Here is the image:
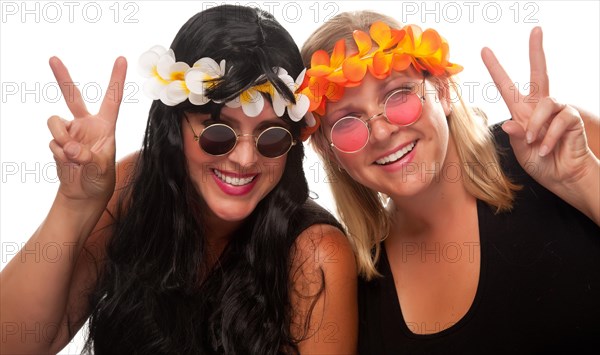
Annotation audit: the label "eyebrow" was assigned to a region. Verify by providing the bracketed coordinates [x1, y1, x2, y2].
[326, 104, 361, 124]
[327, 76, 419, 121]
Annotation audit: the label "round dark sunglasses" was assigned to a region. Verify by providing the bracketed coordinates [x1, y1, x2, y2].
[185, 116, 296, 159]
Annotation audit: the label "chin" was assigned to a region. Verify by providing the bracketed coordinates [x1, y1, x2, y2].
[210, 202, 257, 223]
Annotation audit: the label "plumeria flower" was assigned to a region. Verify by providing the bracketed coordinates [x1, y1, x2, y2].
[138, 45, 171, 100]
[226, 75, 273, 117]
[271, 68, 293, 116]
[185, 58, 226, 105]
[157, 52, 191, 106]
[272, 68, 310, 122]
[138, 45, 316, 136]
[138, 45, 192, 106]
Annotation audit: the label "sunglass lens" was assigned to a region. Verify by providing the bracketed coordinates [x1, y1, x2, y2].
[257, 128, 293, 158]
[200, 125, 237, 155]
[385, 91, 423, 126]
[331, 117, 369, 153]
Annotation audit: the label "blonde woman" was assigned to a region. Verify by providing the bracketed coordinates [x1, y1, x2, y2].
[299, 11, 600, 353]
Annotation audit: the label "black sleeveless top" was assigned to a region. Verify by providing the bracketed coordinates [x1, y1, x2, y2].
[292, 198, 343, 235]
[357, 124, 600, 354]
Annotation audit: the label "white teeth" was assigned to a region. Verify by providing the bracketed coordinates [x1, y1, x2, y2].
[213, 169, 256, 186]
[375, 141, 416, 165]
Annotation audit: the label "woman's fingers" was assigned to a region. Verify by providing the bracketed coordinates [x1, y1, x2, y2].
[47, 115, 94, 165]
[48, 139, 68, 163]
[47, 115, 71, 146]
[49, 57, 90, 118]
[99, 57, 128, 123]
[501, 120, 531, 157]
[49, 56, 127, 123]
[528, 27, 549, 99]
[481, 47, 523, 117]
[63, 141, 94, 165]
[502, 119, 526, 140]
[523, 97, 583, 157]
[482, 27, 549, 123]
[525, 97, 565, 144]
[537, 106, 583, 157]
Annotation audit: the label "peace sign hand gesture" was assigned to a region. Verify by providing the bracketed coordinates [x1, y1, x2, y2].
[482, 27, 599, 224]
[47, 57, 127, 204]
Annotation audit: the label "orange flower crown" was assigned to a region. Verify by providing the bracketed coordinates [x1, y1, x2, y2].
[298, 21, 463, 139]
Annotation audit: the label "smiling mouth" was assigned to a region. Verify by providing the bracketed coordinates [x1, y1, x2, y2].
[375, 141, 417, 165]
[213, 169, 257, 186]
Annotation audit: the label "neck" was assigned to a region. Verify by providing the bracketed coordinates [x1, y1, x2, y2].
[205, 214, 242, 256]
[388, 140, 474, 238]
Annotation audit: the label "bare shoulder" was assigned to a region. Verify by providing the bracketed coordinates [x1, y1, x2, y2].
[291, 224, 359, 354]
[292, 223, 356, 273]
[290, 223, 357, 303]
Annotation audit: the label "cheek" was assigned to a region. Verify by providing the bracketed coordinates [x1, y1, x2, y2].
[182, 125, 211, 164]
[264, 157, 287, 186]
[422, 97, 450, 141]
[432, 116, 450, 143]
[183, 141, 195, 164]
[334, 153, 351, 169]
[181, 129, 209, 182]
[332, 151, 363, 179]
[181, 126, 195, 155]
[422, 115, 451, 168]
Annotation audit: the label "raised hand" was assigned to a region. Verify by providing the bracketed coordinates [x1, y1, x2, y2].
[481, 27, 599, 224]
[47, 56, 127, 203]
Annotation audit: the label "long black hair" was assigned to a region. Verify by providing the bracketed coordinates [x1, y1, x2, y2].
[83, 5, 324, 354]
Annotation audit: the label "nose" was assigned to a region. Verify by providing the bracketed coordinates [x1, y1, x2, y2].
[368, 110, 398, 144]
[227, 135, 258, 168]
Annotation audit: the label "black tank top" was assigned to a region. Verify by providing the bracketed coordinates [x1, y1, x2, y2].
[357, 123, 600, 354]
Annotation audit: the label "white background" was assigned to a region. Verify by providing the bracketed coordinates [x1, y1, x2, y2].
[1, 1, 598, 353]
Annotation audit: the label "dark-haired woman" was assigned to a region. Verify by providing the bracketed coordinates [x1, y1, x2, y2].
[0, 5, 357, 354]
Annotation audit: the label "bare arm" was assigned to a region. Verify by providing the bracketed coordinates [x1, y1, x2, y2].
[290, 224, 358, 355]
[1, 154, 138, 354]
[482, 28, 600, 225]
[0, 57, 127, 354]
[47, 154, 137, 353]
[1, 194, 108, 353]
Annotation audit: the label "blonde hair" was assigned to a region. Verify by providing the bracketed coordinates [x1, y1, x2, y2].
[302, 11, 519, 280]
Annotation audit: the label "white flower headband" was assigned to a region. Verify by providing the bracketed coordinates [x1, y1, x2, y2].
[138, 45, 315, 126]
